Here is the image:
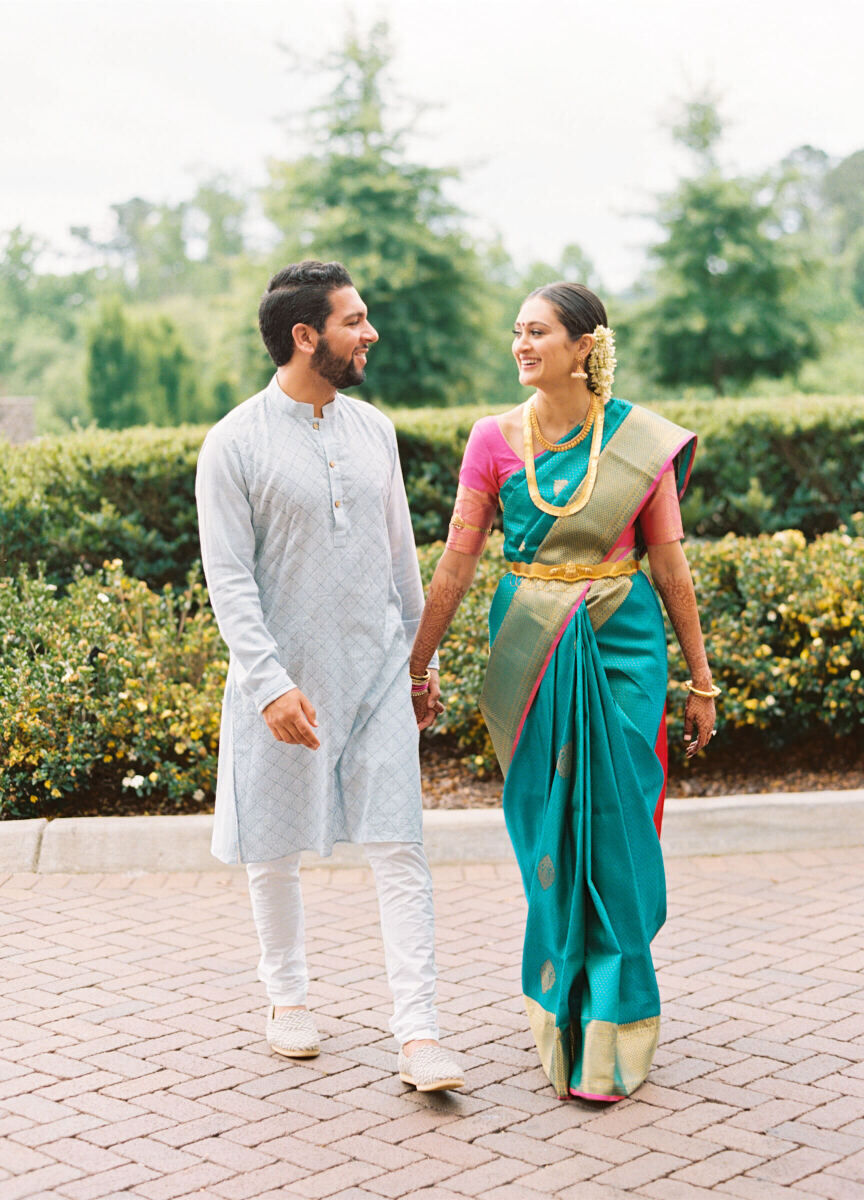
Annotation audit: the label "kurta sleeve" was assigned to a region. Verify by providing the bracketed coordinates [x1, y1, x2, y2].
[384, 432, 439, 671]
[196, 432, 296, 712]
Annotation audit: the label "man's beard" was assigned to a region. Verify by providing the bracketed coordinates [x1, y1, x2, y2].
[310, 336, 365, 389]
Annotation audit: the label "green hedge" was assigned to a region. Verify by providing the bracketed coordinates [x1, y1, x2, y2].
[2, 522, 863, 817]
[0, 426, 203, 589]
[418, 521, 864, 775]
[1, 395, 862, 588]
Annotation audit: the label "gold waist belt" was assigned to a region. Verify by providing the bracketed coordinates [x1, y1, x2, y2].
[505, 558, 638, 583]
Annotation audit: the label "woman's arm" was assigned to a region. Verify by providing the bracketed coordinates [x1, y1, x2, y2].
[410, 547, 483, 730]
[646, 539, 716, 757]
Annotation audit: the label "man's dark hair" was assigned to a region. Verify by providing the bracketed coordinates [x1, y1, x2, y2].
[258, 261, 354, 366]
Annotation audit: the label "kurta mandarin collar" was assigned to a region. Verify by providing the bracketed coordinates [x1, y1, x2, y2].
[268, 374, 340, 421]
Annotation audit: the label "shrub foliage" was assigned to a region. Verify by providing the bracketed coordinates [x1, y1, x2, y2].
[2, 396, 863, 592]
[417, 522, 864, 776]
[0, 426, 203, 589]
[0, 562, 224, 819]
[2, 523, 863, 817]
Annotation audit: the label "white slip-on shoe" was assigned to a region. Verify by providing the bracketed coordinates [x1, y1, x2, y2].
[266, 1006, 320, 1058]
[398, 1044, 464, 1092]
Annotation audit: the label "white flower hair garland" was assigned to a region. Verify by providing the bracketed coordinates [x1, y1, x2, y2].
[588, 325, 616, 402]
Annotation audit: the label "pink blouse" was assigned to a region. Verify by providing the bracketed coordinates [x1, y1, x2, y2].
[446, 415, 684, 556]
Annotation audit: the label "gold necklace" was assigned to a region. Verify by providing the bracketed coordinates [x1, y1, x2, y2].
[529, 399, 595, 452]
[522, 395, 604, 517]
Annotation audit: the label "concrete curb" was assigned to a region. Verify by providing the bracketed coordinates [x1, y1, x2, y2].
[2, 789, 863, 874]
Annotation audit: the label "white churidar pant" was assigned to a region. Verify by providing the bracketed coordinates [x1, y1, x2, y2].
[246, 841, 439, 1045]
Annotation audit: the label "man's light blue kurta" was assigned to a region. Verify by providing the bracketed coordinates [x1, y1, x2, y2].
[196, 376, 428, 864]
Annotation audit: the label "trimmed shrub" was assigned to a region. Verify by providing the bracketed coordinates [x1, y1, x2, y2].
[1, 397, 863, 588]
[0, 426, 203, 589]
[3, 523, 862, 817]
[418, 520, 864, 775]
[0, 561, 223, 818]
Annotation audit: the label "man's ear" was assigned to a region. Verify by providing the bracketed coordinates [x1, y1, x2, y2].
[292, 323, 317, 356]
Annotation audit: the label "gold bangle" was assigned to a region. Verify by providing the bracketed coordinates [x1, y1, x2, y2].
[684, 680, 721, 699]
[409, 669, 430, 684]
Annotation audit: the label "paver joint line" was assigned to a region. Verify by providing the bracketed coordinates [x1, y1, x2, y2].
[1, 847, 862, 1199]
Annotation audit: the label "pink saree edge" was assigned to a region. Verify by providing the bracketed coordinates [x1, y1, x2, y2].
[510, 583, 591, 757]
[569, 1089, 624, 1103]
[675, 433, 698, 499]
[638, 434, 700, 518]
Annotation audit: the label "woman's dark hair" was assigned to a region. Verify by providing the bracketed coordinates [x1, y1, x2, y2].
[259, 261, 354, 366]
[528, 282, 608, 393]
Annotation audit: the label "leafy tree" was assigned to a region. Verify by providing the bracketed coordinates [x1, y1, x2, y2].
[517, 244, 601, 296]
[86, 298, 201, 428]
[262, 22, 490, 407]
[0, 227, 42, 320]
[768, 145, 832, 237]
[86, 299, 143, 428]
[73, 199, 192, 298]
[822, 149, 864, 252]
[848, 229, 864, 309]
[670, 90, 723, 165]
[641, 99, 818, 394]
[189, 177, 246, 261]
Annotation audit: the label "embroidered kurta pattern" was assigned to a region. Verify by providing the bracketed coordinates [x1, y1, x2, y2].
[196, 377, 427, 863]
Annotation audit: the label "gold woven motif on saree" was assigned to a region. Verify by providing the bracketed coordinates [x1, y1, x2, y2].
[480, 405, 694, 775]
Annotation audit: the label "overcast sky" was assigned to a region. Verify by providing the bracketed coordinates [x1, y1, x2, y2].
[2, 0, 862, 290]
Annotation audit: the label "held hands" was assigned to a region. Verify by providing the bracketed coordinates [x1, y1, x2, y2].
[412, 668, 445, 732]
[683, 693, 716, 758]
[263, 688, 320, 750]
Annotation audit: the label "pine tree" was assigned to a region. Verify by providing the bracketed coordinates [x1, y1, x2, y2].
[643, 98, 817, 394]
[262, 23, 488, 406]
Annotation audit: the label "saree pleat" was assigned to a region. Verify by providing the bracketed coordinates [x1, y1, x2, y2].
[480, 398, 696, 1100]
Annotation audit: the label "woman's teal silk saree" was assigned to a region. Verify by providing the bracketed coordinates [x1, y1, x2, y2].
[480, 398, 696, 1100]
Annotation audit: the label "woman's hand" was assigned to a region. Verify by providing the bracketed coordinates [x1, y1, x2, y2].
[412, 668, 445, 732]
[683, 693, 716, 758]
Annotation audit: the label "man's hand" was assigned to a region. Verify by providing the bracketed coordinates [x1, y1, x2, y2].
[263, 688, 320, 749]
[412, 668, 445, 732]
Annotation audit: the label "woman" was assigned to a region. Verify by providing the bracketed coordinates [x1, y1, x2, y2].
[409, 283, 717, 1102]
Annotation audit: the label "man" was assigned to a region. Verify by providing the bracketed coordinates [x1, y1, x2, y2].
[196, 261, 463, 1092]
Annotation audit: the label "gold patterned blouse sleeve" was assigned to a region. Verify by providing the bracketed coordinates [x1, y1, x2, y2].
[445, 484, 498, 556]
[638, 466, 684, 545]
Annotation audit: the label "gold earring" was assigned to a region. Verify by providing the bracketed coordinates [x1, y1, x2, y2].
[570, 362, 588, 380]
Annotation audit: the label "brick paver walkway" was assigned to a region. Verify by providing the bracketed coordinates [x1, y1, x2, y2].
[1, 849, 863, 1199]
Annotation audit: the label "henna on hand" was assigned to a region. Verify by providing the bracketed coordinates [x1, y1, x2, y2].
[409, 548, 479, 681]
[647, 541, 715, 757]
